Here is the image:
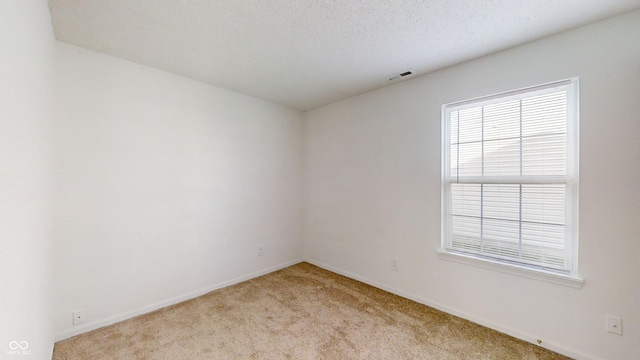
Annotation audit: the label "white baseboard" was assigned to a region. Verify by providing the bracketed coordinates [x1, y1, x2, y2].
[303, 258, 598, 360]
[54, 257, 600, 360]
[54, 258, 303, 342]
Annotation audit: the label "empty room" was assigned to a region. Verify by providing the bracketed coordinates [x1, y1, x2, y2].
[1, 0, 639, 359]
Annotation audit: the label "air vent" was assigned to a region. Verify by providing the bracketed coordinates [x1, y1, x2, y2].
[389, 70, 413, 81]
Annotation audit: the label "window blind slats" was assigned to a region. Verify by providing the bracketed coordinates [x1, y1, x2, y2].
[484, 139, 521, 176]
[451, 183, 567, 268]
[483, 184, 519, 221]
[522, 135, 566, 176]
[444, 80, 577, 272]
[484, 99, 520, 141]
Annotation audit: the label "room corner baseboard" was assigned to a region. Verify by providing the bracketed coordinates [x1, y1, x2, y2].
[303, 257, 598, 360]
[54, 258, 304, 342]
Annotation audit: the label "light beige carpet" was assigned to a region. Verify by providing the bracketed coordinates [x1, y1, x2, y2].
[53, 262, 570, 359]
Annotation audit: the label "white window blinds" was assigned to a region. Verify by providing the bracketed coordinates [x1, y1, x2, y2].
[442, 79, 579, 273]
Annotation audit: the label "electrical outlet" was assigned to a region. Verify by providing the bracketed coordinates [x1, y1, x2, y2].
[605, 315, 622, 335]
[391, 258, 399, 272]
[258, 246, 264, 257]
[73, 309, 85, 325]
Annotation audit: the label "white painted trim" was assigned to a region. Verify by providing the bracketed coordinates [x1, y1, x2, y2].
[437, 250, 584, 288]
[441, 78, 581, 276]
[54, 258, 304, 342]
[303, 257, 598, 360]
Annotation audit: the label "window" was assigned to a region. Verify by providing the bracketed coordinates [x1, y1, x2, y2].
[441, 79, 580, 281]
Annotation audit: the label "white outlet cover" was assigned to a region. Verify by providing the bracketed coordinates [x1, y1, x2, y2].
[606, 315, 622, 335]
[73, 309, 85, 325]
[391, 258, 399, 271]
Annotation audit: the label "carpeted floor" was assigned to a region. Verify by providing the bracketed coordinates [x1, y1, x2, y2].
[53, 262, 571, 359]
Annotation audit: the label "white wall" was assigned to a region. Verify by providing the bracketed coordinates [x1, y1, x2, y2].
[53, 43, 303, 339]
[303, 10, 640, 360]
[0, 1, 54, 359]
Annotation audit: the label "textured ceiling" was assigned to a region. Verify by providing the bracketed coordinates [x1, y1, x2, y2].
[49, 0, 640, 111]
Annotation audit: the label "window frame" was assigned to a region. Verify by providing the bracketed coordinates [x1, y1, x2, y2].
[440, 78, 582, 287]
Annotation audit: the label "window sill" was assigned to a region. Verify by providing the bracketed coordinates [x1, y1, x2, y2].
[437, 250, 584, 288]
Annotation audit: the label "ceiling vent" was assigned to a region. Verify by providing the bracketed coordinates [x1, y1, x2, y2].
[389, 70, 413, 81]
